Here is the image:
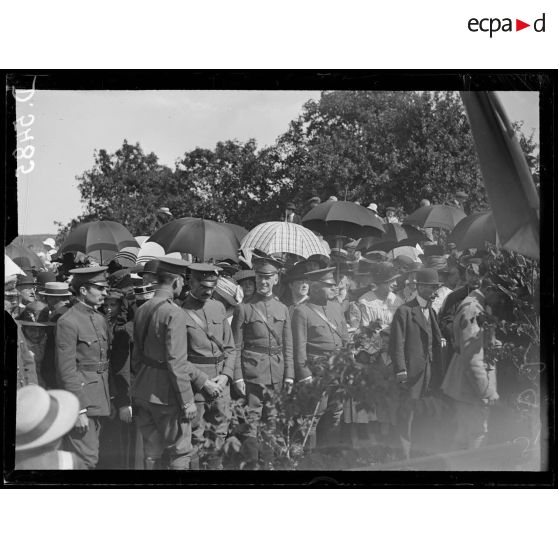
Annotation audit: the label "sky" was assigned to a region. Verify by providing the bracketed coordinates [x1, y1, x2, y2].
[14, 90, 539, 235]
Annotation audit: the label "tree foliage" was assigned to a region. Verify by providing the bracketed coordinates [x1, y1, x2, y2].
[60, 92, 539, 237]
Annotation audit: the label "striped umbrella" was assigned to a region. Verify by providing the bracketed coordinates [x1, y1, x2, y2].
[447, 211, 498, 250]
[113, 246, 140, 268]
[136, 242, 181, 265]
[240, 221, 329, 261]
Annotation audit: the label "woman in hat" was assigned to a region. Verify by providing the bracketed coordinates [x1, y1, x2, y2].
[280, 261, 310, 317]
[15, 384, 86, 469]
[233, 269, 256, 303]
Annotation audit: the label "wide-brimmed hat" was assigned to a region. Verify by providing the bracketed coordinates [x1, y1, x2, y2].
[367, 203, 378, 212]
[214, 276, 244, 306]
[16, 272, 36, 287]
[158, 207, 173, 217]
[43, 238, 56, 249]
[371, 263, 400, 284]
[283, 261, 311, 283]
[304, 266, 337, 286]
[16, 385, 80, 451]
[413, 268, 441, 286]
[17, 301, 52, 328]
[39, 281, 72, 297]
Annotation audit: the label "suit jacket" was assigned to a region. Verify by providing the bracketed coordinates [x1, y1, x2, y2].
[292, 300, 349, 381]
[231, 293, 294, 385]
[441, 291, 498, 404]
[55, 301, 111, 415]
[131, 289, 207, 407]
[389, 297, 442, 399]
[108, 319, 133, 408]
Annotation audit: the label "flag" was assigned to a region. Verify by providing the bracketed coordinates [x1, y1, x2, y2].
[460, 91, 539, 259]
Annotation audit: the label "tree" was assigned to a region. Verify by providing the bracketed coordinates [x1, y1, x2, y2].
[274, 91, 539, 216]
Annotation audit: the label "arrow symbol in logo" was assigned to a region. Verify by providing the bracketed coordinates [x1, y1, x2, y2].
[516, 19, 530, 31]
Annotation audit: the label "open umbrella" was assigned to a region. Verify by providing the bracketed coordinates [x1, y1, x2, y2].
[135, 241, 182, 265]
[403, 204, 466, 230]
[240, 221, 329, 261]
[221, 223, 249, 243]
[5, 240, 44, 270]
[302, 200, 385, 240]
[148, 218, 240, 262]
[5, 254, 27, 277]
[58, 220, 139, 265]
[447, 211, 498, 250]
[356, 224, 429, 253]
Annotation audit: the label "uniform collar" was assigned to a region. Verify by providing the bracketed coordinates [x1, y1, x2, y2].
[75, 299, 99, 314]
[154, 286, 175, 301]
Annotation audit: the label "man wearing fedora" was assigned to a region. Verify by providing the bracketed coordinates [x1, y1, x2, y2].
[54, 266, 111, 468]
[181, 263, 237, 469]
[292, 266, 349, 448]
[15, 385, 86, 470]
[281, 261, 311, 317]
[15, 271, 37, 317]
[389, 268, 444, 459]
[284, 201, 302, 224]
[131, 258, 221, 470]
[441, 277, 509, 450]
[231, 253, 294, 461]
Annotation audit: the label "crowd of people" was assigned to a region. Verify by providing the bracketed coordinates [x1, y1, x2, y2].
[8, 196, 514, 471]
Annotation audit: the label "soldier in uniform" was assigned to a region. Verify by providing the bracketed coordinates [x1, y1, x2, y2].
[291, 267, 349, 448]
[181, 264, 236, 468]
[54, 266, 111, 469]
[231, 253, 294, 460]
[131, 257, 221, 470]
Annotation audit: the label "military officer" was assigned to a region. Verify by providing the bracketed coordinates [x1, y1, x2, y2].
[181, 263, 236, 468]
[54, 266, 111, 469]
[130, 257, 221, 470]
[231, 253, 294, 459]
[291, 267, 349, 448]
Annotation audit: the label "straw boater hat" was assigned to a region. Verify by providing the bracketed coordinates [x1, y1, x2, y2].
[39, 281, 72, 297]
[16, 385, 80, 451]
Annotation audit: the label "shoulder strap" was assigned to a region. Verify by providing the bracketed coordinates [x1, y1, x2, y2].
[250, 304, 283, 345]
[183, 308, 225, 353]
[307, 305, 343, 340]
[140, 299, 169, 349]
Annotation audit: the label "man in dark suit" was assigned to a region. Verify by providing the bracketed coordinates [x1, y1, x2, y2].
[284, 202, 302, 224]
[389, 268, 443, 459]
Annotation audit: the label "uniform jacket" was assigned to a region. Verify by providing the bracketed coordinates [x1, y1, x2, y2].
[131, 288, 208, 407]
[292, 299, 349, 381]
[55, 301, 111, 415]
[181, 294, 236, 390]
[231, 293, 294, 385]
[389, 297, 442, 399]
[441, 290, 498, 404]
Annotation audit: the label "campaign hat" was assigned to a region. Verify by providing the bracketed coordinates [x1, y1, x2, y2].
[16, 385, 80, 451]
[69, 266, 109, 287]
[189, 263, 221, 287]
[304, 266, 337, 286]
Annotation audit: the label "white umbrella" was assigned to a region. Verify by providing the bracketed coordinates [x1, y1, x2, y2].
[5, 254, 26, 279]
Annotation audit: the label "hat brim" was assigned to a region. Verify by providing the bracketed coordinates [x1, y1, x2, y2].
[413, 280, 442, 286]
[16, 390, 80, 452]
[38, 291, 71, 297]
[16, 320, 54, 328]
[372, 274, 401, 284]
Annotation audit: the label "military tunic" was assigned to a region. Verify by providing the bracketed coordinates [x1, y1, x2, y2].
[231, 293, 294, 438]
[291, 299, 349, 448]
[55, 301, 111, 468]
[131, 288, 208, 469]
[181, 294, 236, 455]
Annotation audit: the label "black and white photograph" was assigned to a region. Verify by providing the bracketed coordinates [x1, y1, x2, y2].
[2, 72, 552, 484]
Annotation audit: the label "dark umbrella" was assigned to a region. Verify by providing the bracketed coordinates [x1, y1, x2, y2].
[148, 217, 240, 262]
[5, 241, 44, 270]
[57, 220, 139, 265]
[221, 223, 249, 243]
[302, 200, 385, 241]
[356, 224, 429, 253]
[403, 204, 466, 230]
[447, 211, 498, 250]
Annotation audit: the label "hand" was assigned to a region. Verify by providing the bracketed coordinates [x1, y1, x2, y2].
[119, 406, 133, 423]
[234, 379, 246, 397]
[215, 374, 229, 390]
[482, 393, 499, 406]
[202, 379, 223, 399]
[74, 412, 89, 434]
[396, 371, 408, 384]
[284, 378, 294, 394]
[182, 402, 197, 422]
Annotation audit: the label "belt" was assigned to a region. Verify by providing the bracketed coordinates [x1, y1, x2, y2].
[138, 354, 167, 370]
[188, 354, 224, 365]
[77, 362, 109, 373]
[244, 344, 283, 356]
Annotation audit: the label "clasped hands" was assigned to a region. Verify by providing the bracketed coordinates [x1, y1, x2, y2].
[202, 375, 229, 399]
